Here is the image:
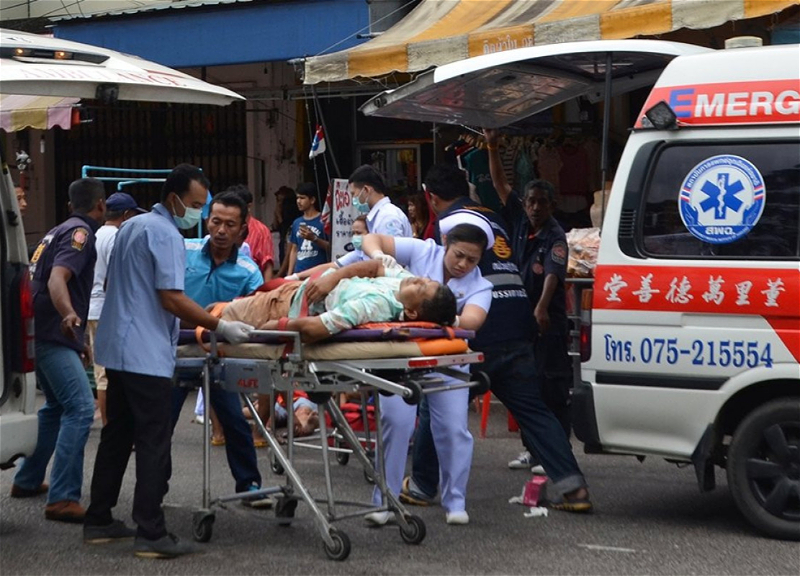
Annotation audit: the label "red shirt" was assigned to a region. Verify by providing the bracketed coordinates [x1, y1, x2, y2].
[245, 216, 274, 272]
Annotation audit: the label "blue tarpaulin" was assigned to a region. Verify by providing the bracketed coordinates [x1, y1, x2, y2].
[53, 0, 369, 68]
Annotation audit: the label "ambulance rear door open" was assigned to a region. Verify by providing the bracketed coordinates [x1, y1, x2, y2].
[360, 39, 710, 128]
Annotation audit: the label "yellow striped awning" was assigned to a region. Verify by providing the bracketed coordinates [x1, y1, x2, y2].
[304, 0, 799, 84]
[0, 94, 79, 132]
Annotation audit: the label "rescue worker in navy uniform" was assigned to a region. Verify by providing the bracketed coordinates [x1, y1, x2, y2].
[11, 178, 106, 522]
[401, 163, 592, 513]
[485, 128, 574, 469]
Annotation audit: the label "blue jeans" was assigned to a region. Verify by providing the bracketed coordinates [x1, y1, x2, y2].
[411, 340, 586, 499]
[172, 386, 261, 493]
[14, 341, 95, 504]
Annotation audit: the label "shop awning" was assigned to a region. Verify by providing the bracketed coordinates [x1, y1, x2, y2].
[0, 94, 79, 131]
[304, 0, 799, 84]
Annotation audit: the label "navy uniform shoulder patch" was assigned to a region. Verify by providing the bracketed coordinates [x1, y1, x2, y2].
[71, 227, 89, 251]
[551, 241, 568, 265]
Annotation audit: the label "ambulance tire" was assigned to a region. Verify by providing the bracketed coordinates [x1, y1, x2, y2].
[727, 397, 800, 541]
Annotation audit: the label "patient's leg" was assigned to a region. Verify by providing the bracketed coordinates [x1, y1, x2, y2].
[222, 282, 303, 328]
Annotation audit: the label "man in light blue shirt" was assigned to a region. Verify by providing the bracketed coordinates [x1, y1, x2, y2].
[172, 191, 267, 505]
[85, 165, 255, 559]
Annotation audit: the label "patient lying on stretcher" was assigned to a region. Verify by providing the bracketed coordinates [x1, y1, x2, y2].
[218, 259, 457, 343]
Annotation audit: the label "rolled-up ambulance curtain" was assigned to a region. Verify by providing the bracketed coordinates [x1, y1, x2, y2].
[304, 0, 799, 84]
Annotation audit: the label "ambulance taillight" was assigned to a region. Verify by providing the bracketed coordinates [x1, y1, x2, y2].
[579, 289, 592, 362]
[18, 270, 35, 373]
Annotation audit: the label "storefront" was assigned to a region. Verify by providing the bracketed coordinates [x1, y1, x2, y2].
[302, 0, 800, 229]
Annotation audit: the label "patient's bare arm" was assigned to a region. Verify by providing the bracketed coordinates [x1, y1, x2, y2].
[305, 259, 384, 304]
[262, 316, 330, 344]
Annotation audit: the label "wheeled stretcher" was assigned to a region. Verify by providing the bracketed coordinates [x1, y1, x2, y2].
[174, 324, 487, 561]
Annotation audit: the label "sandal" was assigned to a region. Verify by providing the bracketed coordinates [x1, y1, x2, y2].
[547, 489, 593, 513]
[252, 438, 268, 448]
[211, 436, 226, 447]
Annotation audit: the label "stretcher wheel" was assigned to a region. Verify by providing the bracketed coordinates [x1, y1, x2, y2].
[334, 438, 350, 465]
[275, 496, 297, 527]
[270, 451, 285, 475]
[402, 381, 423, 405]
[363, 468, 375, 484]
[323, 528, 351, 561]
[399, 514, 426, 545]
[472, 371, 491, 397]
[192, 511, 215, 543]
[307, 392, 332, 405]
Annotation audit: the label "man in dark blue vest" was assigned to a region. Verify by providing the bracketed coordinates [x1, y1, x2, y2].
[402, 164, 592, 514]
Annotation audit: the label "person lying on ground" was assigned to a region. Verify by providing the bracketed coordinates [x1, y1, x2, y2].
[217, 259, 457, 343]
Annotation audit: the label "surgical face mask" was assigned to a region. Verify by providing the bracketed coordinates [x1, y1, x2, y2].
[172, 195, 203, 230]
[351, 235, 363, 251]
[352, 188, 371, 214]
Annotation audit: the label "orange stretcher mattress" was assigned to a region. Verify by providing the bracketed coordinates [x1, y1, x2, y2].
[176, 338, 469, 361]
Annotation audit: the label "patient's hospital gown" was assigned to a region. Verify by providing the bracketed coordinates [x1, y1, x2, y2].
[288, 267, 414, 334]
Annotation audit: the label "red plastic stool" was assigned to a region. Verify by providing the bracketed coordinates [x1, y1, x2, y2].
[479, 392, 519, 438]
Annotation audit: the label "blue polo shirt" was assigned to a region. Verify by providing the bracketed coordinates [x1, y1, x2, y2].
[95, 204, 186, 378]
[184, 237, 263, 308]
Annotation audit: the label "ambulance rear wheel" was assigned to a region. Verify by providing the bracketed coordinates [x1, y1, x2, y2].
[727, 398, 800, 541]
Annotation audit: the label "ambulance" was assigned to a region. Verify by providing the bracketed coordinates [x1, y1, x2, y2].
[360, 37, 799, 540]
[573, 41, 800, 541]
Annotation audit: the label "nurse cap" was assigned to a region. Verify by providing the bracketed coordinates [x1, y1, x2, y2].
[439, 209, 495, 251]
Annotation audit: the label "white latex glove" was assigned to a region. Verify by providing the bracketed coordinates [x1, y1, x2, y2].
[371, 249, 399, 270]
[215, 319, 254, 345]
[285, 273, 300, 281]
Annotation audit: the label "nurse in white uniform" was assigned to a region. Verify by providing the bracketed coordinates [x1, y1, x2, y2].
[360, 210, 494, 525]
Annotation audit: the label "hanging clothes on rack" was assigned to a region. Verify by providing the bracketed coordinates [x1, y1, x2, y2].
[537, 141, 563, 191]
[557, 137, 591, 215]
[513, 138, 538, 191]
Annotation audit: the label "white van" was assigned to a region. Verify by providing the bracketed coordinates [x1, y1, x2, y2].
[0, 153, 37, 468]
[0, 28, 242, 469]
[574, 42, 799, 541]
[360, 38, 799, 540]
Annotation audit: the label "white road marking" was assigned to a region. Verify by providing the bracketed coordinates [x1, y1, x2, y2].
[578, 544, 638, 553]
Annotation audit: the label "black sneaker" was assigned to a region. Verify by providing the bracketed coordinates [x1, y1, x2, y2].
[133, 533, 198, 559]
[84, 520, 137, 544]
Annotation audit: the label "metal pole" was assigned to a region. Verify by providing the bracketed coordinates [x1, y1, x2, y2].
[600, 52, 613, 226]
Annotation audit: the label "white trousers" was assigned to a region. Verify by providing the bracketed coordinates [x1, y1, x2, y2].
[372, 378, 473, 513]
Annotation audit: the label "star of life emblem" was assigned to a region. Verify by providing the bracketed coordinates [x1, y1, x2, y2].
[678, 155, 765, 245]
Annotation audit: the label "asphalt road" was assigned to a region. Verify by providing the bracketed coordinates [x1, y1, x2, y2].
[1, 393, 797, 575]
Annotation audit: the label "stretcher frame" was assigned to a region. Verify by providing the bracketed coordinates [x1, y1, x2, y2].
[175, 329, 486, 561]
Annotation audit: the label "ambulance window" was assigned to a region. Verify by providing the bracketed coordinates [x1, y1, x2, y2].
[641, 142, 800, 259]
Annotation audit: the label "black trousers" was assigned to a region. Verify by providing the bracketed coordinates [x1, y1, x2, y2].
[85, 369, 173, 540]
